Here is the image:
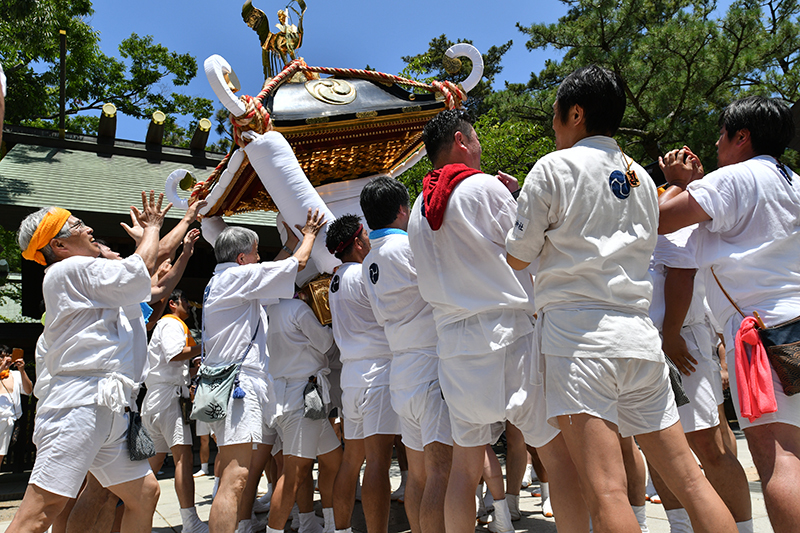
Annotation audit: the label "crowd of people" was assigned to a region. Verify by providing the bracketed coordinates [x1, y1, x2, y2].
[3, 63, 800, 533]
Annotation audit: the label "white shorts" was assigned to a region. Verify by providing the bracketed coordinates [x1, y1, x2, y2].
[391, 380, 452, 452]
[274, 409, 341, 459]
[210, 373, 277, 447]
[676, 325, 723, 433]
[30, 405, 152, 498]
[545, 355, 680, 438]
[143, 400, 192, 453]
[0, 418, 14, 455]
[341, 384, 400, 440]
[724, 315, 800, 430]
[439, 332, 558, 448]
[195, 420, 211, 437]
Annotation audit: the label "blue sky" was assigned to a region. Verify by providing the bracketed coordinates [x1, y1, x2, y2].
[86, 0, 571, 143]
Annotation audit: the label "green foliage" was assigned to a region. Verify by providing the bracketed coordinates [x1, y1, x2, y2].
[515, 0, 800, 168]
[0, 224, 26, 324]
[399, 34, 512, 114]
[0, 224, 20, 273]
[397, 110, 553, 204]
[0, 1, 213, 142]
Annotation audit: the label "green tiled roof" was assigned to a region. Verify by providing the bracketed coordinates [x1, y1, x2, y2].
[0, 143, 276, 227]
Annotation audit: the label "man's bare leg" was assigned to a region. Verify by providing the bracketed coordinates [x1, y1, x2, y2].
[332, 437, 365, 530]
[619, 436, 646, 507]
[536, 432, 590, 532]
[66, 474, 117, 533]
[718, 404, 738, 457]
[362, 433, 395, 533]
[638, 421, 737, 533]
[743, 422, 800, 533]
[171, 445, 197, 509]
[404, 447, 426, 533]
[420, 441, 452, 533]
[50, 496, 76, 533]
[238, 443, 272, 522]
[686, 425, 751, 522]
[317, 445, 343, 509]
[504, 423, 527, 499]
[557, 414, 642, 533]
[210, 443, 252, 533]
[268, 455, 314, 529]
[444, 444, 484, 533]
[106, 472, 161, 533]
[6, 485, 70, 533]
[482, 445, 505, 501]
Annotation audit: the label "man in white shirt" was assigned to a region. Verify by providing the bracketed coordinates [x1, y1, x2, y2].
[325, 215, 400, 533]
[407, 109, 587, 533]
[201, 208, 325, 533]
[659, 95, 800, 533]
[264, 297, 342, 533]
[143, 289, 206, 533]
[9, 192, 169, 533]
[647, 227, 753, 532]
[359, 176, 452, 533]
[505, 65, 736, 533]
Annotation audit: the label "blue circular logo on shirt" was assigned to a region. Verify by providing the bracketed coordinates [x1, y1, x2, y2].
[609, 170, 631, 199]
[368, 263, 379, 285]
[330, 274, 340, 293]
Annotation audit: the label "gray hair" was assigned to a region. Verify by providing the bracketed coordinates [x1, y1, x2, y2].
[215, 226, 259, 263]
[18, 207, 72, 265]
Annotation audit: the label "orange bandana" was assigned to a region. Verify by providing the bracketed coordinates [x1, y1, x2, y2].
[22, 208, 72, 266]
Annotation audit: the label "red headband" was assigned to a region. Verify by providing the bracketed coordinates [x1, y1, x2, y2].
[328, 224, 363, 255]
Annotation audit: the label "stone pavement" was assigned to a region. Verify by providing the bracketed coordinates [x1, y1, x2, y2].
[0, 429, 774, 532]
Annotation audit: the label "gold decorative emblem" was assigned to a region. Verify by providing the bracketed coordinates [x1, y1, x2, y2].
[305, 79, 357, 105]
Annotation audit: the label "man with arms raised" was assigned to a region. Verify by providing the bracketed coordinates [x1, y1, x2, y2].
[10, 192, 170, 533]
[201, 208, 325, 533]
[505, 65, 736, 533]
[359, 176, 452, 533]
[659, 95, 800, 533]
[407, 109, 587, 533]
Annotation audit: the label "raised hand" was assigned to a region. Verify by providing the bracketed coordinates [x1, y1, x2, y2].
[183, 228, 201, 255]
[295, 208, 326, 237]
[120, 209, 144, 245]
[659, 146, 704, 189]
[496, 170, 520, 195]
[131, 190, 172, 231]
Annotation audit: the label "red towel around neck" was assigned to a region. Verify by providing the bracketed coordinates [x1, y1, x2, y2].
[422, 163, 482, 230]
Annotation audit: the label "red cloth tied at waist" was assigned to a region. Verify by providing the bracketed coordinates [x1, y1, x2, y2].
[422, 163, 482, 231]
[734, 316, 778, 422]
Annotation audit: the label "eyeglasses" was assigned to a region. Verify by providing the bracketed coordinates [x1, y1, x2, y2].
[69, 219, 85, 232]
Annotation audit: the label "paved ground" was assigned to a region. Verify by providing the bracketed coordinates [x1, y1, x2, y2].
[0, 429, 774, 532]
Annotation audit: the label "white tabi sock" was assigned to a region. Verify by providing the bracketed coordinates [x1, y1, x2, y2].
[506, 492, 521, 521]
[491, 498, 514, 533]
[179, 507, 197, 523]
[540, 481, 550, 501]
[299, 511, 323, 533]
[632, 505, 649, 533]
[323, 507, 335, 533]
[235, 519, 252, 533]
[736, 519, 754, 533]
[334, 529, 352, 533]
[266, 528, 284, 533]
[665, 508, 693, 533]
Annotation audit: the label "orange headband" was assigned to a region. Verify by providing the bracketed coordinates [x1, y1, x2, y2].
[22, 208, 72, 266]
